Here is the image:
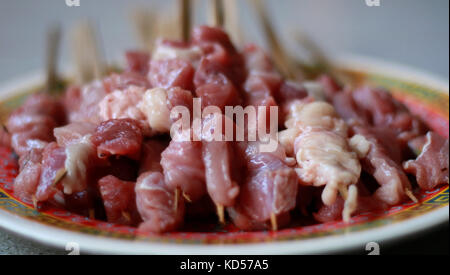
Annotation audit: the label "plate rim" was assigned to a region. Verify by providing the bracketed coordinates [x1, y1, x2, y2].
[0, 54, 448, 255]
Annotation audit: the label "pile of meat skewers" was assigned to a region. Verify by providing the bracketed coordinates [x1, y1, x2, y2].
[1, 8, 449, 234]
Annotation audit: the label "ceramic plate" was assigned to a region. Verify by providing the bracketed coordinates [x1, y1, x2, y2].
[0, 55, 448, 255]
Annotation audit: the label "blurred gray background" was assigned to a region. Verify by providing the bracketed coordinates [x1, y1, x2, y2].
[0, 0, 449, 84]
[0, 0, 448, 255]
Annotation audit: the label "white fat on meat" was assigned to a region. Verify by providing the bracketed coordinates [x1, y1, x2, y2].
[280, 100, 348, 156]
[63, 135, 95, 195]
[99, 86, 147, 125]
[349, 134, 372, 159]
[285, 101, 348, 135]
[294, 131, 361, 206]
[283, 100, 361, 213]
[152, 41, 203, 67]
[138, 88, 172, 133]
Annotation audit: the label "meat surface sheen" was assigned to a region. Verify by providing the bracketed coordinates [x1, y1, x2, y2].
[91, 119, 143, 160]
[404, 132, 449, 190]
[161, 140, 206, 202]
[99, 175, 141, 226]
[136, 172, 184, 233]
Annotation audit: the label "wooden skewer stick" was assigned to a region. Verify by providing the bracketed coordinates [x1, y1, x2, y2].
[294, 31, 331, 71]
[32, 195, 38, 209]
[293, 30, 351, 84]
[71, 21, 105, 84]
[270, 213, 278, 231]
[338, 184, 349, 200]
[210, 0, 225, 27]
[223, 0, 243, 46]
[179, 0, 192, 42]
[342, 185, 358, 223]
[122, 211, 131, 222]
[405, 188, 419, 204]
[45, 24, 62, 93]
[52, 167, 67, 186]
[250, 0, 296, 79]
[131, 8, 155, 52]
[182, 192, 192, 203]
[1, 124, 8, 134]
[174, 187, 180, 211]
[216, 204, 225, 225]
[89, 209, 96, 220]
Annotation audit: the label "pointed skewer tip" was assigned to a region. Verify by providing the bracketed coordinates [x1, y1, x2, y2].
[405, 188, 419, 204]
[32, 195, 38, 209]
[270, 213, 278, 231]
[217, 204, 225, 224]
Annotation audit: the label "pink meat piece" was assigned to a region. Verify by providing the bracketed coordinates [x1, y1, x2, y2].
[243, 44, 277, 73]
[228, 142, 297, 230]
[14, 149, 43, 204]
[18, 145, 46, 171]
[99, 175, 141, 226]
[352, 87, 426, 142]
[241, 73, 280, 132]
[7, 93, 65, 157]
[194, 58, 242, 109]
[192, 52, 231, 88]
[329, 90, 371, 124]
[192, 26, 237, 60]
[7, 114, 55, 135]
[103, 72, 150, 93]
[53, 122, 97, 147]
[313, 196, 344, 223]
[98, 85, 151, 135]
[314, 189, 388, 223]
[66, 81, 108, 124]
[242, 44, 298, 107]
[148, 58, 195, 91]
[237, 167, 297, 222]
[35, 142, 66, 202]
[195, 82, 240, 110]
[243, 72, 281, 107]
[63, 85, 82, 116]
[91, 119, 143, 160]
[125, 50, 150, 75]
[318, 74, 342, 98]
[161, 140, 206, 202]
[352, 125, 412, 205]
[9, 118, 54, 157]
[139, 139, 169, 174]
[67, 73, 149, 125]
[329, 90, 408, 162]
[275, 81, 308, 106]
[404, 132, 449, 190]
[136, 172, 185, 233]
[369, 126, 404, 164]
[202, 140, 240, 207]
[0, 127, 10, 147]
[166, 87, 194, 113]
[192, 26, 246, 87]
[13, 93, 66, 125]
